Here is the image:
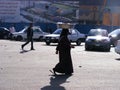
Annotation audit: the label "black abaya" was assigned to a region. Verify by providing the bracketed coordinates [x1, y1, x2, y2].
[53, 35, 73, 74]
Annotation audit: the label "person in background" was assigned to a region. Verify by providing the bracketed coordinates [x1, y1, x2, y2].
[9, 24, 16, 33]
[21, 23, 35, 50]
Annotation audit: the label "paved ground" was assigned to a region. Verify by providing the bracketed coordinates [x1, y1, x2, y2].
[0, 40, 120, 90]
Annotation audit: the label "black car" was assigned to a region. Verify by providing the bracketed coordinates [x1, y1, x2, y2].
[0, 27, 12, 39]
[108, 29, 120, 46]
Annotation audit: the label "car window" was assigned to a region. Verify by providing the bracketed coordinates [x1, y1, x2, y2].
[20, 27, 28, 33]
[35, 29, 43, 33]
[102, 31, 108, 36]
[88, 29, 108, 36]
[24, 29, 27, 33]
[53, 29, 62, 34]
[71, 29, 76, 35]
[88, 30, 98, 36]
[0, 28, 9, 33]
[109, 29, 120, 35]
[34, 29, 39, 32]
[0, 28, 4, 31]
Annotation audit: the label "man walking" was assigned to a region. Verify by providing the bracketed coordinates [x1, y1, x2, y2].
[21, 23, 35, 50]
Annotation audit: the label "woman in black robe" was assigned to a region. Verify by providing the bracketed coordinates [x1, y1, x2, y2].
[52, 28, 74, 75]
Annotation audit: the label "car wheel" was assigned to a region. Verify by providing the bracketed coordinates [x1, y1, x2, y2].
[113, 41, 117, 47]
[76, 39, 81, 46]
[85, 45, 89, 51]
[8, 33, 13, 40]
[104, 46, 111, 52]
[46, 41, 50, 45]
[16, 36, 23, 41]
[3, 35, 8, 39]
[85, 44, 91, 51]
[38, 36, 43, 41]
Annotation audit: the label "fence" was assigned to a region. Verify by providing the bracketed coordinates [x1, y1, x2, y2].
[0, 23, 120, 34]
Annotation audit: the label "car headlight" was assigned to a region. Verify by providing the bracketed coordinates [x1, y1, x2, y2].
[51, 37, 56, 40]
[101, 39, 110, 42]
[86, 38, 91, 42]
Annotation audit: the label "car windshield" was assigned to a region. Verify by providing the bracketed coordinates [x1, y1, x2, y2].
[52, 29, 75, 34]
[0, 27, 9, 31]
[109, 29, 120, 35]
[19, 27, 27, 33]
[53, 29, 62, 34]
[19, 27, 42, 33]
[88, 29, 108, 36]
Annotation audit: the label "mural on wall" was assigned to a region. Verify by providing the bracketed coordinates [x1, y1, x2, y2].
[0, 0, 79, 23]
[0, 0, 120, 26]
[0, 0, 20, 22]
[0, 0, 103, 24]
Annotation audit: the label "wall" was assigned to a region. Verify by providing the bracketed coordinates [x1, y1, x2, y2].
[0, 22, 119, 34]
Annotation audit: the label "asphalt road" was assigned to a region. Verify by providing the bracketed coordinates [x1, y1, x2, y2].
[0, 40, 120, 90]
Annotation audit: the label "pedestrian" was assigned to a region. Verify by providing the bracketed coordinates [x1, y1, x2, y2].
[21, 23, 35, 50]
[50, 25, 74, 75]
[9, 24, 16, 33]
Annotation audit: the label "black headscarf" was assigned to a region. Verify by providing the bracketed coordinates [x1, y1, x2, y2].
[60, 29, 69, 37]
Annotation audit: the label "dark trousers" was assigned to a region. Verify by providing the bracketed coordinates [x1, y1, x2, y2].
[22, 38, 34, 49]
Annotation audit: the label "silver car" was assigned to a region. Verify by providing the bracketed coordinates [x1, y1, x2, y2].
[85, 29, 111, 51]
[43, 28, 86, 45]
[115, 40, 120, 54]
[12, 26, 49, 41]
[108, 29, 120, 46]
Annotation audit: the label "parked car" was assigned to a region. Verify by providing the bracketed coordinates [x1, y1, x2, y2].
[85, 28, 111, 51]
[0, 27, 12, 39]
[43, 28, 86, 45]
[115, 40, 120, 54]
[108, 29, 120, 46]
[12, 26, 49, 41]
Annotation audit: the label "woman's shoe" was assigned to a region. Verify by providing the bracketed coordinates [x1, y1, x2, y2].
[21, 45, 24, 50]
[53, 69, 57, 75]
[31, 48, 35, 50]
[49, 69, 57, 75]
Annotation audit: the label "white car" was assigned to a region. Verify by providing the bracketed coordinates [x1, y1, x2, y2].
[43, 28, 86, 45]
[115, 40, 120, 54]
[12, 26, 49, 41]
[85, 29, 111, 51]
[108, 29, 120, 46]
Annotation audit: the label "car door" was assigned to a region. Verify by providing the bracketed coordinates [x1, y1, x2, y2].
[33, 28, 43, 39]
[23, 29, 27, 39]
[68, 29, 78, 42]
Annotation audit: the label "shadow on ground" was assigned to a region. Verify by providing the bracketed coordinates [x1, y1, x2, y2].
[20, 50, 31, 54]
[115, 58, 120, 61]
[41, 75, 71, 90]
